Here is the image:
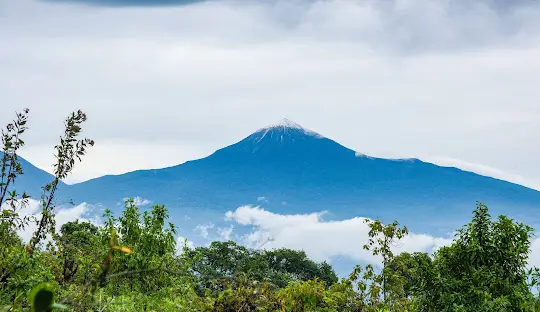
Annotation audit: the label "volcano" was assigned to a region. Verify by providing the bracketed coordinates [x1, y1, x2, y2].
[12, 119, 540, 233]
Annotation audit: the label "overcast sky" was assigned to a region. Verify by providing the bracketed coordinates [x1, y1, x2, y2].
[1, 0, 540, 188]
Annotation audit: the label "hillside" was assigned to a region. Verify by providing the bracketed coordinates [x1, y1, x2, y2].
[0, 151, 65, 200]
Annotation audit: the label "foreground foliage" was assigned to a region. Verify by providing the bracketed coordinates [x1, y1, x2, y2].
[2, 109, 540, 311]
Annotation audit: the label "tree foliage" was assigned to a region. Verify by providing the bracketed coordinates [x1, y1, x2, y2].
[413, 202, 537, 311]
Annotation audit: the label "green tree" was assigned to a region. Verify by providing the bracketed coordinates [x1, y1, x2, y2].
[385, 252, 432, 301]
[101, 199, 179, 293]
[264, 248, 338, 287]
[362, 218, 409, 307]
[417, 202, 535, 312]
[57, 220, 100, 285]
[187, 242, 338, 296]
[276, 279, 326, 312]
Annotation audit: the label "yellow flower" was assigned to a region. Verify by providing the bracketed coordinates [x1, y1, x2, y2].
[112, 245, 132, 254]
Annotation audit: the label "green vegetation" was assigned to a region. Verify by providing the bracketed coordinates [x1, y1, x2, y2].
[2, 109, 540, 311]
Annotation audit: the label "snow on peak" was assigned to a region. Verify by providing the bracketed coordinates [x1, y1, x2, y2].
[257, 118, 324, 139]
[272, 118, 304, 129]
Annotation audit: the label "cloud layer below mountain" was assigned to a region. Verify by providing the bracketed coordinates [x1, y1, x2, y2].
[1, 199, 99, 243]
[224, 205, 540, 268]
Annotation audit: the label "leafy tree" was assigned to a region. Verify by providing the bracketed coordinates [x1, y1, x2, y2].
[416, 202, 535, 311]
[187, 241, 338, 297]
[323, 278, 364, 311]
[264, 248, 338, 287]
[361, 218, 409, 308]
[385, 252, 432, 302]
[98, 199, 179, 293]
[57, 220, 99, 285]
[186, 240, 259, 294]
[277, 279, 326, 312]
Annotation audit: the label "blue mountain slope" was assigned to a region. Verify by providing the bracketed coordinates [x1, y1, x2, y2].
[0, 152, 63, 199]
[57, 119, 540, 233]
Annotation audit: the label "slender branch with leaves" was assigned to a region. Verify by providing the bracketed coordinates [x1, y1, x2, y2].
[30, 110, 94, 249]
[0, 109, 31, 230]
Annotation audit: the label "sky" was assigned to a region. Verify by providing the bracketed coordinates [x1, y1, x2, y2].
[1, 0, 540, 190]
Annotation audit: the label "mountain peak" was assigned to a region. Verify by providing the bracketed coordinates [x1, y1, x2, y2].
[267, 118, 304, 130]
[208, 118, 355, 163]
[258, 118, 323, 139]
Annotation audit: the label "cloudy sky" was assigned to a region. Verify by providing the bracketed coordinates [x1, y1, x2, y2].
[2, 0, 540, 189]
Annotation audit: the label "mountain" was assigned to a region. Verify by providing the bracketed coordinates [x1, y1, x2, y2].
[38, 118, 540, 234]
[0, 152, 64, 200]
[7, 119, 540, 278]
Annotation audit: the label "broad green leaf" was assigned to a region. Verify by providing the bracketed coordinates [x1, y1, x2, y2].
[29, 283, 54, 312]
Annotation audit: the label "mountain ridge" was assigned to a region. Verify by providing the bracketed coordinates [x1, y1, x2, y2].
[6, 119, 540, 235]
[59, 119, 535, 194]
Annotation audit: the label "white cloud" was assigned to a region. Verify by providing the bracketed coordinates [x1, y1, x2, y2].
[0, 0, 539, 188]
[257, 196, 269, 203]
[422, 156, 540, 191]
[529, 237, 540, 268]
[1, 198, 97, 243]
[176, 236, 195, 254]
[194, 223, 215, 239]
[225, 205, 452, 264]
[21, 141, 208, 184]
[225, 205, 540, 267]
[217, 225, 234, 241]
[131, 196, 152, 206]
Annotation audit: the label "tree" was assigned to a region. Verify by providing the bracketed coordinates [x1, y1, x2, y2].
[362, 218, 409, 306]
[186, 241, 339, 297]
[385, 252, 432, 297]
[418, 202, 535, 312]
[57, 220, 99, 285]
[100, 199, 179, 293]
[264, 248, 338, 287]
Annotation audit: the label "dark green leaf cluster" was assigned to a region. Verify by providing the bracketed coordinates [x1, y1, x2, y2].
[185, 241, 338, 295]
[413, 202, 536, 311]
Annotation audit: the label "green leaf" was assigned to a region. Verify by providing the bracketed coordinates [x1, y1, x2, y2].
[29, 283, 54, 312]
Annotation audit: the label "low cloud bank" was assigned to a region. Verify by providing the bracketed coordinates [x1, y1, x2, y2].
[2, 198, 99, 243]
[224, 205, 540, 268]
